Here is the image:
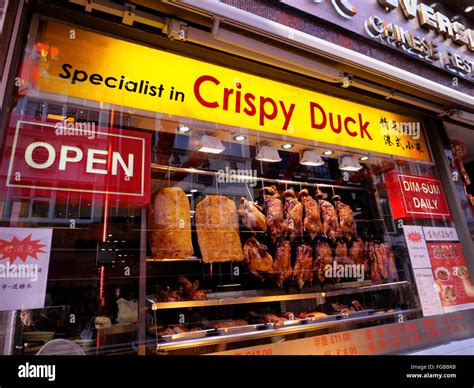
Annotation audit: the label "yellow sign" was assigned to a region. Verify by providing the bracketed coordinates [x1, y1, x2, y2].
[28, 21, 430, 162]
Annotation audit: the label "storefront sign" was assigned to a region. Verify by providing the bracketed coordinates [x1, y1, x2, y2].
[280, 0, 474, 82]
[412, 268, 444, 317]
[403, 225, 430, 268]
[423, 226, 459, 242]
[0, 228, 52, 311]
[428, 242, 474, 313]
[25, 21, 431, 162]
[213, 310, 474, 355]
[386, 172, 451, 219]
[403, 225, 444, 316]
[0, 119, 151, 206]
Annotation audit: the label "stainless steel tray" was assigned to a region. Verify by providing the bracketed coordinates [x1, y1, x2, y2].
[216, 323, 266, 335]
[338, 309, 373, 318]
[304, 314, 340, 323]
[161, 329, 214, 342]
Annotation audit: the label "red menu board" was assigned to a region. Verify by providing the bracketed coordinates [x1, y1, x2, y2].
[385, 172, 452, 219]
[428, 242, 474, 309]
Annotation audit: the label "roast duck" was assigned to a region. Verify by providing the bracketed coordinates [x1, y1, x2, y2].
[243, 237, 273, 281]
[350, 238, 365, 266]
[283, 189, 304, 241]
[331, 300, 364, 315]
[332, 195, 357, 239]
[314, 241, 333, 283]
[248, 311, 287, 325]
[298, 189, 323, 239]
[293, 244, 314, 289]
[261, 186, 287, 243]
[273, 239, 292, 288]
[368, 242, 398, 283]
[316, 192, 341, 242]
[238, 197, 267, 232]
[350, 238, 370, 280]
[335, 240, 352, 266]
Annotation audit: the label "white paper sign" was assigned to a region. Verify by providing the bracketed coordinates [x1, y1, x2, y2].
[0, 228, 53, 311]
[403, 225, 431, 269]
[413, 268, 444, 317]
[423, 227, 459, 242]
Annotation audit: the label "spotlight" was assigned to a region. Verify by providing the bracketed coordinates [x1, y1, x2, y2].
[300, 150, 325, 166]
[359, 156, 370, 161]
[323, 150, 334, 156]
[198, 135, 225, 154]
[177, 124, 191, 133]
[339, 155, 363, 171]
[255, 146, 282, 162]
[281, 143, 294, 149]
[233, 135, 247, 141]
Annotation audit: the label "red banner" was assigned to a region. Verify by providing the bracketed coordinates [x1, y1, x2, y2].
[385, 172, 451, 219]
[0, 117, 151, 207]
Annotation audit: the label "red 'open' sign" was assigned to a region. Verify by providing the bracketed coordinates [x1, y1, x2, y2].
[1, 118, 150, 207]
[385, 172, 451, 219]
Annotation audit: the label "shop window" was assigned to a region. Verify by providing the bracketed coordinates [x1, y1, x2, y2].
[31, 201, 50, 218]
[1, 17, 467, 357]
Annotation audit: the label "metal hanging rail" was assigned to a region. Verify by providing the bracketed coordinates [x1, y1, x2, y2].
[151, 163, 371, 192]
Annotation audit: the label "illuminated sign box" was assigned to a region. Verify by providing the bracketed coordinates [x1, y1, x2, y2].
[386, 171, 452, 219]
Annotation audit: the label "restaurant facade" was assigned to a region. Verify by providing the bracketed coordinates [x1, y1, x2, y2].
[0, 0, 473, 355]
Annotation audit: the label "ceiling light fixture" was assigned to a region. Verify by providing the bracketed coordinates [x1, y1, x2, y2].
[281, 143, 294, 149]
[255, 145, 282, 162]
[323, 150, 334, 156]
[198, 135, 225, 154]
[233, 135, 247, 141]
[190, 189, 198, 193]
[339, 155, 363, 171]
[464, 6, 473, 13]
[359, 156, 370, 161]
[300, 150, 325, 166]
[177, 124, 191, 133]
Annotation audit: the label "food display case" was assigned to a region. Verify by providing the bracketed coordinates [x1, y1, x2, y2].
[138, 121, 425, 355]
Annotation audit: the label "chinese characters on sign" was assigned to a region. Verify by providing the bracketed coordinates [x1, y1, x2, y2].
[402, 225, 430, 269]
[0, 228, 53, 311]
[213, 311, 473, 355]
[280, 0, 474, 82]
[423, 227, 459, 242]
[403, 225, 443, 317]
[427, 240, 474, 313]
[403, 226, 473, 316]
